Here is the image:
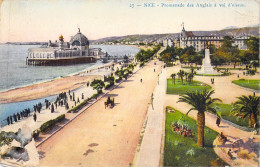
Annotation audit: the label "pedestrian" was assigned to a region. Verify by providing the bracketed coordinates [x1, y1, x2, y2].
[10, 116, 13, 124]
[7, 117, 10, 125]
[13, 114, 17, 122]
[51, 104, 54, 113]
[237, 74, 239, 78]
[216, 117, 221, 127]
[20, 111, 23, 119]
[28, 108, 31, 116]
[33, 113, 37, 122]
[213, 78, 215, 84]
[228, 149, 234, 159]
[154, 69, 155, 72]
[140, 78, 142, 83]
[17, 113, 20, 120]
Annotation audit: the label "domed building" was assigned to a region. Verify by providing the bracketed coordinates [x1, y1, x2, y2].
[70, 28, 90, 49]
[27, 29, 104, 65]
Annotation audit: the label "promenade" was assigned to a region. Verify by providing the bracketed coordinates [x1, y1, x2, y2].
[38, 59, 163, 166]
[135, 67, 166, 167]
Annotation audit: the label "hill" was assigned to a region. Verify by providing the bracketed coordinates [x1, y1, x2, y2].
[91, 26, 259, 44]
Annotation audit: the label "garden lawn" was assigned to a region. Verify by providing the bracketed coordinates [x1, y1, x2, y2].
[210, 103, 259, 129]
[167, 79, 211, 94]
[164, 106, 227, 166]
[232, 79, 260, 91]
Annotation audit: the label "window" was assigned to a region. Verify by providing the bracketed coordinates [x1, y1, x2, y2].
[72, 40, 80, 46]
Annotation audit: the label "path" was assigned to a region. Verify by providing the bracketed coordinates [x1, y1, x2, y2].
[134, 67, 166, 167]
[38, 59, 163, 166]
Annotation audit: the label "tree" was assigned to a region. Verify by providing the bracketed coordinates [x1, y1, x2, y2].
[178, 90, 222, 147]
[185, 72, 188, 81]
[180, 46, 196, 65]
[90, 79, 105, 94]
[230, 46, 241, 68]
[232, 94, 259, 127]
[104, 75, 115, 86]
[245, 36, 259, 62]
[188, 73, 195, 84]
[170, 73, 176, 85]
[222, 36, 234, 49]
[177, 70, 185, 85]
[251, 61, 258, 71]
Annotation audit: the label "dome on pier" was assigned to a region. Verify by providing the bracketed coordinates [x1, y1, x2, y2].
[70, 28, 89, 47]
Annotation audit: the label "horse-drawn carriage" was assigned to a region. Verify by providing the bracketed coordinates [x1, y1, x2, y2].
[104, 96, 115, 108]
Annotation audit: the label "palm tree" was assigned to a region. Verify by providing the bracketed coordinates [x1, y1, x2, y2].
[177, 70, 185, 85]
[185, 72, 188, 81]
[232, 94, 259, 127]
[178, 90, 222, 147]
[170, 73, 176, 85]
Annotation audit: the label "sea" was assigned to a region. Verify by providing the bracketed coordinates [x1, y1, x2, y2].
[0, 44, 140, 127]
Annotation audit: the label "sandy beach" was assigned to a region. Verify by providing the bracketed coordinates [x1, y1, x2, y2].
[0, 62, 118, 104]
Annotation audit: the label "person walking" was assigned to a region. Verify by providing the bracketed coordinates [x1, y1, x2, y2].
[13, 114, 17, 122]
[216, 117, 221, 127]
[10, 116, 13, 124]
[20, 111, 23, 119]
[140, 78, 142, 83]
[7, 117, 10, 125]
[17, 113, 20, 120]
[33, 113, 37, 122]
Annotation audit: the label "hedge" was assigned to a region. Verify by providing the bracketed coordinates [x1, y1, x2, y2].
[115, 77, 122, 83]
[40, 114, 65, 133]
[67, 100, 88, 113]
[105, 83, 114, 90]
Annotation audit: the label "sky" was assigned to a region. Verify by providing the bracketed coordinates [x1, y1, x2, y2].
[0, 0, 259, 42]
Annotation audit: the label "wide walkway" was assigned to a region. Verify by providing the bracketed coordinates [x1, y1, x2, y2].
[38, 60, 163, 166]
[135, 67, 166, 167]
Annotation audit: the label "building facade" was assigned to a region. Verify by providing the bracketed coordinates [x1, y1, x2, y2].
[27, 29, 104, 65]
[165, 24, 249, 52]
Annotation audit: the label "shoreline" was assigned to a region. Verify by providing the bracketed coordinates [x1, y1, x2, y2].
[0, 61, 118, 104]
[0, 61, 112, 94]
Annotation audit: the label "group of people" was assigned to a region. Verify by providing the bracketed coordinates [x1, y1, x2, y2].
[172, 122, 193, 137]
[55, 92, 69, 110]
[5, 108, 31, 125]
[210, 78, 215, 84]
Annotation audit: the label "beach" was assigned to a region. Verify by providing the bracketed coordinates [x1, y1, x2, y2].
[0, 62, 118, 104]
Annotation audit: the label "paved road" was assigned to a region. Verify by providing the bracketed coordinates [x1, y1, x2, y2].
[38, 60, 163, 167]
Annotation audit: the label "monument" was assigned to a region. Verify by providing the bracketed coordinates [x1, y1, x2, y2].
[197, 41, 220, 75]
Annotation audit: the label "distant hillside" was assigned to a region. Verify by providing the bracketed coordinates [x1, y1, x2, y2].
[91, 26, 259, 44]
